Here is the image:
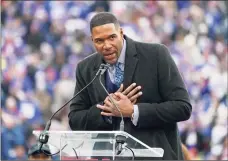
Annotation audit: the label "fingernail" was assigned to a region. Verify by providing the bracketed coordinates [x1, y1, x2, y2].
[139, 92, 143, 95]
[133, 83, 136, 86]
[138, 86, 141, 89]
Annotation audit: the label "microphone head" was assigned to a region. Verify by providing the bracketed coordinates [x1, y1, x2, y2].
[103, 63, 110, 69]
[100, 63, 110, 75]
[99, 64, 105, 69]
[100, 63, 110, 68]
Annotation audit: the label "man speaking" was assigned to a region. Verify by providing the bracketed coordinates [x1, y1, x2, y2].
[68, 12, 192, 160]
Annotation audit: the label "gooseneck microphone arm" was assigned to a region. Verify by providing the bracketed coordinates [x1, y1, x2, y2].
[98, 64, 126, 155]
[98, 74, 124, 132]
[38, 63, 107, 151]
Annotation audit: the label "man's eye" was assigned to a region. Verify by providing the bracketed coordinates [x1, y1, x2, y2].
[96, 40, 103, 43]
[110, 35, 116, 39]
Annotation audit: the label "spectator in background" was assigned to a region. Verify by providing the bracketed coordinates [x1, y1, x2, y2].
[182, 143, 193, 160]
[51, 65, 75, 129]
[1, 97, 26, 160]
[27, 21, 45, 51]
[90, 0, 110, 13]
[34, 70, 52, 122]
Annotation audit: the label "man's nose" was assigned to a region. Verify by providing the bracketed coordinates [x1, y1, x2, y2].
[103, 41, 112, 50]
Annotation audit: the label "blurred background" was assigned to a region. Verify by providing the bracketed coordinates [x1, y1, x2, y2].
[1, 0, 227, 160]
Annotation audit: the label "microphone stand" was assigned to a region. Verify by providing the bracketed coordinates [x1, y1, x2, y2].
[38, 64, 107, 152]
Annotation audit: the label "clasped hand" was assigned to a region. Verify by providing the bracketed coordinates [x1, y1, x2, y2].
[97, 83, 142, 118]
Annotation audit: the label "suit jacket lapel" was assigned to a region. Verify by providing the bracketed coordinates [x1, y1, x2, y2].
[92, 54, 107, 100]
[123, 35, 138, 88]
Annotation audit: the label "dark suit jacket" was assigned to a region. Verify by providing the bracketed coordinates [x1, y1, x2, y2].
[68, 35, 192, 160]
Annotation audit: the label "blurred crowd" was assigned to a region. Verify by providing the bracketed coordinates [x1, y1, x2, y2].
[1, 0, 227, 160]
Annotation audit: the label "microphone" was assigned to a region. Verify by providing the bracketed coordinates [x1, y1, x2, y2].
[98, 65, 126, 155]
[38, 63, 107, 152]
[97, 63, 110, 75]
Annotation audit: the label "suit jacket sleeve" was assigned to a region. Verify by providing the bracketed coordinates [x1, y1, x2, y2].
[137, 44, 192, 128]
[68, 62, 111, 131]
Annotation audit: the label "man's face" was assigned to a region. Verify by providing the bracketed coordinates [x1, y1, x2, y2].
[91, 23, 124, 64]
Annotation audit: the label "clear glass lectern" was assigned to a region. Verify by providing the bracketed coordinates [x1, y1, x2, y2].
[33, 131, 164, 160]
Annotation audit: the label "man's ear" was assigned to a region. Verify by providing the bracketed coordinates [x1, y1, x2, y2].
[120, 28, 123, 37]
[91, 35, 93, 41]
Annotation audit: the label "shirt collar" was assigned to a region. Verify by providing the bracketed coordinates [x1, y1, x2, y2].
[108, 38, 126, 72]
[117, 38, 126, 64]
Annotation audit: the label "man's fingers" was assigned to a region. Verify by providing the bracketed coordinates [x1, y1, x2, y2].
[104, 96, 113, 107]
[129, 92, 143, 102]
[117, 84, 124, 92]
[127, 86, 141, 98]
[111, 94, 120, 101]
[122, 83, 136, 95]
[97, 104, 111, 112]
[114, 92, 127, 99]
[101, 112, 114, 117]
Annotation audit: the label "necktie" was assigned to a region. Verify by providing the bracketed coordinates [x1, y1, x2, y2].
[103, 63, 124, 128]
[103, 72, 117, 125]
[114, 62, 124, 88]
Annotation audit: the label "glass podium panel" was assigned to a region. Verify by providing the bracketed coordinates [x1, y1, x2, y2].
[33, 131, 164, 160]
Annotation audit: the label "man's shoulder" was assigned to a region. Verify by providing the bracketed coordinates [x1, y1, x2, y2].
[78, 52, 100, 66]
[125, 35, 165, 53]
[135, 40, 162, 50]
[134, 40, 170, 56]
